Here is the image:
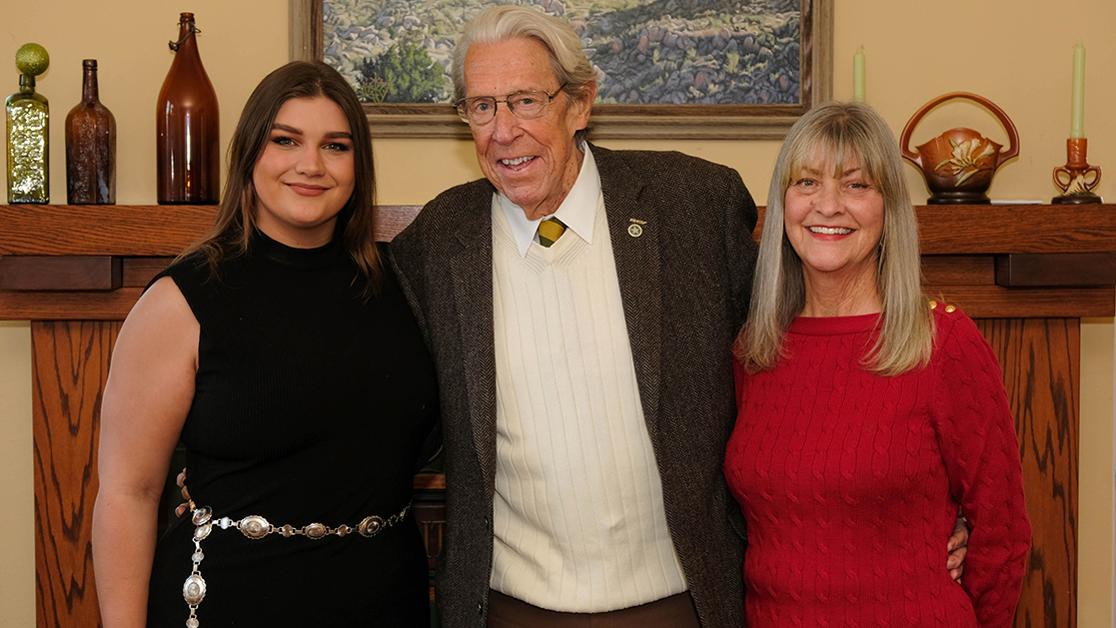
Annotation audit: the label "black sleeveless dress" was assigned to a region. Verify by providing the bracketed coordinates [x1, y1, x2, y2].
[146, 231, 438, 627]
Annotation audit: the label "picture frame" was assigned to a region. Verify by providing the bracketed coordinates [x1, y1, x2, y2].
[290, 0, 832, 139]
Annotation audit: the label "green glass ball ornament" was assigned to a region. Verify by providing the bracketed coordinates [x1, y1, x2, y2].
[15, 43, 50, 77]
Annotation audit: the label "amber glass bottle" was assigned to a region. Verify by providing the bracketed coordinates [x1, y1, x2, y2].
[156, 12, 219, 204]
[65, 60, 116, 204]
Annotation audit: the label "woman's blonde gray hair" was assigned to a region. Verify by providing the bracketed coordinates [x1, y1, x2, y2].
[451, 5, 598, 139]
[736, 101, 933, 375]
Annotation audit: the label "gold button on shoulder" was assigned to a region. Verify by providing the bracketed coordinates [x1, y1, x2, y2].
[928, 299, 938, 310]
[944, 304, 956, 313]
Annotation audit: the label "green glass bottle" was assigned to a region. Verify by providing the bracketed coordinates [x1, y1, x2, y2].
[6, 43, 50, 204]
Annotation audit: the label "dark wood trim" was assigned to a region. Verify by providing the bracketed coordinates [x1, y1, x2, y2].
[122, 258, 173, 288]
[996, 253, 1116, 287]
[0, 256, 120, 291]
[922, 256, 994, 285]
[923, 285, 1114, 318]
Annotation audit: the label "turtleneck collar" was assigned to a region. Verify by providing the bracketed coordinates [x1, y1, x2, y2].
[251, 227, 343, 270]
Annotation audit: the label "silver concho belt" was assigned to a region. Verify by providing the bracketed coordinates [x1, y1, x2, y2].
[182, 502, 411, 627]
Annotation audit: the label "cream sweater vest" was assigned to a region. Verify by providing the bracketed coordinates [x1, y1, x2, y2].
[489, 196, 687, 612]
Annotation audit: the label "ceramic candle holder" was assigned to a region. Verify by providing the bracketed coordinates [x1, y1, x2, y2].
[1052, 137, 1102, 204]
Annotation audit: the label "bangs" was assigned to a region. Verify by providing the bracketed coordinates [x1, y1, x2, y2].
[781, 113, 888, 189]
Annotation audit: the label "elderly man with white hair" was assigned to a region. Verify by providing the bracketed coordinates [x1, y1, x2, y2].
[392, 6, 757, 626]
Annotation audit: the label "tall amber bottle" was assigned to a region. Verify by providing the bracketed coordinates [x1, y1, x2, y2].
[156, 12, 219, 204]
[65, 60, 116, 204]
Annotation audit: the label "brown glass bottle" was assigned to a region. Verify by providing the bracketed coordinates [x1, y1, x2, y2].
[65, 60, 116, 204]
[156, 12, 219, 204]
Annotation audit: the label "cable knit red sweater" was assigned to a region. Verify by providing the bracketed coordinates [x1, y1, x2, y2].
[725, 306, 1031, 627]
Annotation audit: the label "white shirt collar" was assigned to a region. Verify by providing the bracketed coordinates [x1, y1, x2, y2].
[495, 144, 601, 257]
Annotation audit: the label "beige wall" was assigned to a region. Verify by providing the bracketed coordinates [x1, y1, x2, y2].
[1, 1, 1113, 625]
[1081, 319, 1115, 624]
[0, 322, 32, 628]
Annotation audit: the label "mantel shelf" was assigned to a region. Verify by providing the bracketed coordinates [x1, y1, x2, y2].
[2, 203, 1115, 256]
[2, 203, 1116, 320]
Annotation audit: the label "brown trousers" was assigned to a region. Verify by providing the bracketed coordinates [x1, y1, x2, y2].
[486, 590, 701, 628]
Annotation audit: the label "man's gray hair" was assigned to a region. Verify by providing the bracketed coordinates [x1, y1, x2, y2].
[451, 5, 598, 103]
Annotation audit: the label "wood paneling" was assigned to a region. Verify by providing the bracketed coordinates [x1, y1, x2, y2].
[0, 256, 120, 291]
[32, 321, 119, 628]
[977, 319, 1079, 628]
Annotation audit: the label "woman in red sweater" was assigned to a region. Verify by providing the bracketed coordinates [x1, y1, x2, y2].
[725, 102, 1031, 627]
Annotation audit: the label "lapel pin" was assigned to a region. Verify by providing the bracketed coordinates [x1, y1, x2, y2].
[627, 218, 646, 238]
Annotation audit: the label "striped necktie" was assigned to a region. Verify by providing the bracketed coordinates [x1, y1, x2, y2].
[537, 216, 567, 248]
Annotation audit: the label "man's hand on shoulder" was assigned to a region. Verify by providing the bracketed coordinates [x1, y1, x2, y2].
[947, 516, 969, 582]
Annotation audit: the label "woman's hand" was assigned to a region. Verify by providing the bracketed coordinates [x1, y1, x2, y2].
[173, 468, 195, 518]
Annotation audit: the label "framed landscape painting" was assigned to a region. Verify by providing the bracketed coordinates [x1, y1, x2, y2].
[290, 0, 831, 138]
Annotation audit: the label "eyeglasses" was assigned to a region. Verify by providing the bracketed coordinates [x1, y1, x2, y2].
[454, 84, 567, 125]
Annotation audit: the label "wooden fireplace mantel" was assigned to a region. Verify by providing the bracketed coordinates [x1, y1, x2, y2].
[3, 203, 1115, 321]
[2, 202, 1115, 627]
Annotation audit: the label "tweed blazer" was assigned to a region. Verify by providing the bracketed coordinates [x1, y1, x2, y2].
[391, 145, 758, 627]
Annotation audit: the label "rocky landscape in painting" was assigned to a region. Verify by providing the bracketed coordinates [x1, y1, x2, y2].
[324, 0, 802, 105]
